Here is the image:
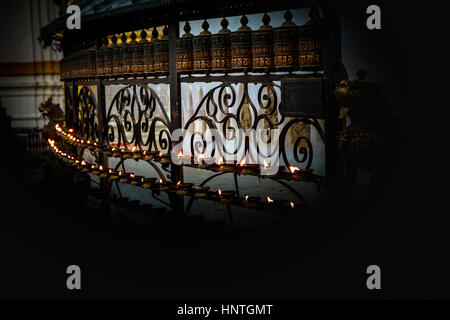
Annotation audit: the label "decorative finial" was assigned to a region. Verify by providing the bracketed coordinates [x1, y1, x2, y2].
[130, 31, 137, 42]
[120, 33, 127, 44]
[200, 20, 211, 36]
[238, 15, 251, 32]
[182, 21, 193, 37]
[260, 13, 272, 30]
[162, 25, 169, 40]
[281, 10, 296, 27]
[140, 29, 148, 42]
[218, 17, 230, 34]
[151, 27, 159, 41]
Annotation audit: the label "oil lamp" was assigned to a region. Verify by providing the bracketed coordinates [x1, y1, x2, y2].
[239, 158, 259, 175]
[141, 177, 157, 189]
[159, 179, 174, 191]
[219, 159, 235, 172]
[176, 181, 194, 195]
[130, 175, 145, 186]
[159, 153, 171, 164]
[109, 170, 121, 181]
[218, 189, 236, 204]
[119, 172, 133, 184]
[194, 186, 210, 198]
[244, 195, 260, 208]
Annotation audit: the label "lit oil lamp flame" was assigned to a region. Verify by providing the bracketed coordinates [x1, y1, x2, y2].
[99, 165, 103, 171]
[159, 179, 163, 184]
[159, 152, 163, 157]
[267, 196, 274, 204]
[198, 153, 205, 162]
[81, 161, 86, 166]
[240, 158, 246, 166]
[245, 195, 249, 201]
[91, 165, 96, 169]
[130, 174, 134, 178]
[119, 171, 123, 176]
[112, 147, 117, 152]
[289, 166, 300, 174]
[290, 201, 295, 209]
[177, 181, 181, 186]
[178, 150, 183, 158]
[131, 146, 137, 152]
[217, 157, 224, 165]
[264, 160, 270, 168]
[108, 169, 113, 174]
[87, 140, 91, 144]
[218, 189, 222, 196]
[143, 150, 147, 155]
[68, 129, 74, 133]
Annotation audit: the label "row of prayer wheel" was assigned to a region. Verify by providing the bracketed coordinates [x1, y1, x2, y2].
[60, 10, 323, 80]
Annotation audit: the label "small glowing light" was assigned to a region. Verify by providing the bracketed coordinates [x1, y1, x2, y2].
[130, 174, 134, 178]
[119, 171, 123, 176]
[143, 150, 147, 155]
[264, 160, 270, 168]
[178, 150, 183, 158]
[81, 161, 86, 166]
[159, 179, 163, 184]
[240, 158, 246, 166]
[290, 202, 295, 209]
[159, 152, 163, 157]
[245, 195, 249, 201]
[289, 166, 300, 174]
[87, 140, 91, 144]
[177, 181, 181, 186]
[198, 153, 205, 162]
[112, 147, 117, 152]
[218, 189, 222, 196]
[131, 146, 137, 152]
[68, 129, 74, 133]
[141, 177, 145, 182]
[217, 157, 224, 165]
[267, 196, 274, 204]
[91, 165, 96, 169]
[108, 169, 113, 174]
[99, 165, 103, 171]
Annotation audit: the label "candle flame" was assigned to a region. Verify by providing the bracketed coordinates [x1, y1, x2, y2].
[159, 152, 163, 157]
[131, 146, 137, 152]
[217, 157, 224, 165]
[160, 179, 163, 184]
[119, 171, 123, 176]
[109, 169, 113, 174]
[289, 166, 300, 174]
[267, 196, 274, 203]
[218, 189, 222, 196]
[290, 201, 295, 209]
[178, 150, 183, 158]
[177, 181, 181, 185]
[99, 165, 103, 171]
[240, 158, 246, 166]
[245, 195, 249, 201]
[81, 161, 86, 166]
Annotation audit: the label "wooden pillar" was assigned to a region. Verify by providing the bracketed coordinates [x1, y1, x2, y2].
[168, 19, 184, 215]
[322, 4, 344, 202]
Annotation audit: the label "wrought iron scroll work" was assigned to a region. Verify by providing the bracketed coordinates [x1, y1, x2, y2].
[105, 84, 171, 153]
[183, 82, 325, 170]
[75, 86, 100, 143]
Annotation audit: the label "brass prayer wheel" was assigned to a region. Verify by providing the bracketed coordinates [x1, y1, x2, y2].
[231, 15, 252, 72]
[193, 20, 212, 73]
[131, 30, 145, 74]
[176, 22, 194, 73]
[153, 26, 169, 73]
[251, 13, 274, 72]
[211, 18, 231, 73]
[111, 34, 122, 76]
[120, 33, 133, 75]
[103, 36, 113, 76]
[144, 27, 158, 74]
[274, 10, 298, 71]
[298, 8, 323, 70]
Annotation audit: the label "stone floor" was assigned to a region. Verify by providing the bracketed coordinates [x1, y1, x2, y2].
[0, 139, 446, 299]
